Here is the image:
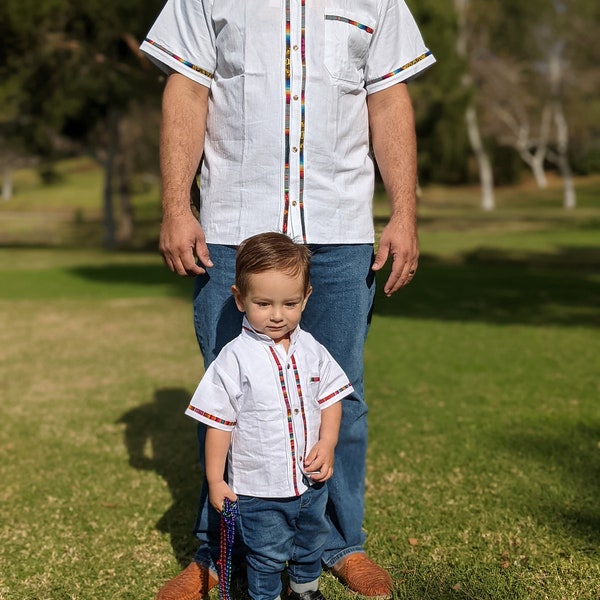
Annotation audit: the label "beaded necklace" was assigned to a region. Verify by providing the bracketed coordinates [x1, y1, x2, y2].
[218, 498, 239, 600]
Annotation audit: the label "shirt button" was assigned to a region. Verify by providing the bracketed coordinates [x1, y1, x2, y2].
[292, 147, 298, 153]
[293, 95, 299, 101]
[293, 45, 299, 51]
[294, 409, 300, 414]
[292, 201, 297, 207]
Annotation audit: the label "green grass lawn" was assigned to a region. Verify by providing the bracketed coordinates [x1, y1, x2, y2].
[0, 167, 599, 599]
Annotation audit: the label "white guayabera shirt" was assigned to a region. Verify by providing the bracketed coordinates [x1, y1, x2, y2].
[141, 0, 435, 245]
[185, 318, 354, 498]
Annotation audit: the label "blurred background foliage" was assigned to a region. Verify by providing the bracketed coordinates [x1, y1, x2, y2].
[1, 0, 599, 244]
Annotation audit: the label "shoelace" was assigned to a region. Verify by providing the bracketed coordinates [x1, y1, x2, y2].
[218, 498, 238, 600]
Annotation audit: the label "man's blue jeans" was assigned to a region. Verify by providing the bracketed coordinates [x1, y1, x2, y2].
[191, 243, 375, 570]
[237, 484, 328, 600]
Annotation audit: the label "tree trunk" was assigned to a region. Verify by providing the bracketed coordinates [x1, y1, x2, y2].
[454, 0, 495, 210]
[553, 103, 576, 209]
[116, 153, 134, 244]
[103, 110, 119, 248]
[465, 105, 495, 211]
[2, 168, 13, 201]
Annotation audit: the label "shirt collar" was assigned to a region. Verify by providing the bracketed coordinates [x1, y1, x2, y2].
[241, 316, 300, 350]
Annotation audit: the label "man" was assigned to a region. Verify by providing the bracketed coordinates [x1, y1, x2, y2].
[141, 1, 434, 599]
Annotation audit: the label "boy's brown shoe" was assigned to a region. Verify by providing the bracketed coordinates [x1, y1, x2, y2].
[155, 562, 218, 600]
[330, 554, 392, 599]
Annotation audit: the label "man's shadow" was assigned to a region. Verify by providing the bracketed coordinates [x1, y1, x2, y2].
[118, 388, 202, 565]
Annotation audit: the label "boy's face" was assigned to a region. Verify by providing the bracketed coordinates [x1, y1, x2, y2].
[232, 269, 311, 346]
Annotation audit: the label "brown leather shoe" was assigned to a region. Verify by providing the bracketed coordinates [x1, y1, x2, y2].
[330, 554, 392, 598]
[155, 562, 218, 600]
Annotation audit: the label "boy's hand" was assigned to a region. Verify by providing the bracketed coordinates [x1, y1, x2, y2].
[208, 481, 238, 513]
[304, 441, 335, 482]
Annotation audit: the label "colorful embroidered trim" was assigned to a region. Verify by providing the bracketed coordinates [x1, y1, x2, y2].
[291, 355, 309, 462]
[282, 0, 307, 243]
[282, 3, 291, 235]
[187, 405, 235, 427]
[269, 346, 300, 495]
[324, 15, 374, 34]
[144, 38, 214, 79]
[319, 383, 352, 404]
[367, 50, 433, 85]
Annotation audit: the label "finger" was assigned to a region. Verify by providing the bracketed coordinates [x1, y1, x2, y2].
[371, 244, 390, 272]
[195, 241, 214, 269]
[383, 258, 404, 296]
[384, 261, 417, 296]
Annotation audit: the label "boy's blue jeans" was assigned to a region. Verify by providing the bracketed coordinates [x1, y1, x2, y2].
[191, 243, 375, 570]
[237, 485, 328, 600]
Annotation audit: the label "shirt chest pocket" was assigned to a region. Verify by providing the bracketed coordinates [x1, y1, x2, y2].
[323, 12, 374, 84]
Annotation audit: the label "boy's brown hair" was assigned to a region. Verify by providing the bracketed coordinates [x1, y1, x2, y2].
[235, 232, 311, 296]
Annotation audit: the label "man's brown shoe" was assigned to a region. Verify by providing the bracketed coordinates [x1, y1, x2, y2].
[155, 562, 218, 600]
[330, 554, 392, 598]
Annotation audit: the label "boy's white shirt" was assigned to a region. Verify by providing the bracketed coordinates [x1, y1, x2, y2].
[186, 317, 353, 498]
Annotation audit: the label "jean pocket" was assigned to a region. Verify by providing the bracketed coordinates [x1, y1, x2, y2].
[323, 12, 374, 83]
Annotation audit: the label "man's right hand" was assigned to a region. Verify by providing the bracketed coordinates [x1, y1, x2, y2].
[159, 212, 213, 276]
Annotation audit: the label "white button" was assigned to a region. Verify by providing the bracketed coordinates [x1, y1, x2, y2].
[292, 201, 297, 207]
[292, 147, 298, 153]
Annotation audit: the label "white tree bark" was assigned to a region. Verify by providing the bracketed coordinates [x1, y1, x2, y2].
[454, 0, 495, 210]
[550, 102, 576, 209]
[465, 105, 495, 211]
[2, 168, 13, 201]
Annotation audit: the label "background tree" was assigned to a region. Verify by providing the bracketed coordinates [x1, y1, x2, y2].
[0, 0, 165, 245]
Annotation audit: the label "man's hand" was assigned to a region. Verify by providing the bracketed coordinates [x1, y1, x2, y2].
[159, 212, 213, 276]
[372, 215, 419, 297]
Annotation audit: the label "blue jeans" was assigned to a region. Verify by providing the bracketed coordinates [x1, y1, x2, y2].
[237, 485, 329, 600]
[192, 243, 375, 570]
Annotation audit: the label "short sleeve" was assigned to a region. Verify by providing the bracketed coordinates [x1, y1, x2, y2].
[185, 362, 241, 431]
[365, 0, 436, 94]
[140, 0, 216, 87]
[315, 347, 354, 410]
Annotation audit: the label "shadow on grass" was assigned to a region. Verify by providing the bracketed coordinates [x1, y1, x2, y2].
[374, 245, 600, 328]
[59, 243, 600, 326]
[118, 388, 201, 566]
[496, 421, 600, 549]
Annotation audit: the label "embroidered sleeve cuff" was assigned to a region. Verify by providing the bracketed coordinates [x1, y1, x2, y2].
[185, 405, 236, 431]
[140, 38, 214, 87]
[366, 51, 436, 94]
[318, 383, 354, 408]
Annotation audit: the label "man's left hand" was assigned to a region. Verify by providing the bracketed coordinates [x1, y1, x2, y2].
[371, 216, 419, 297]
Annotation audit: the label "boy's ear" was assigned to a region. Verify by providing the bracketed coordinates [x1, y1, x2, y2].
[231, 285, 245, 313]
[302, 285, 313, 310]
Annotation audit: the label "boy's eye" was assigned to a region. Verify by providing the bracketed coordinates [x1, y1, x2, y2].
[285, 302, 299, 308]
[256, 302, 269, 307]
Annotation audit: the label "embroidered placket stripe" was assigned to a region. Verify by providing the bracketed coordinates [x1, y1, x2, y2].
[319, 383, 352, 404]
[298, 0, 307, 243]
[282, 6, 291, 234]
[186, 405, 235, 427]
[324, 15, 374, 34]
[282, 0, 307, 242]
[367, 50, 433, 85]
[269, 347, 300, 496]
[144, 38, 214, 78]
[290, 354, 309, 464]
